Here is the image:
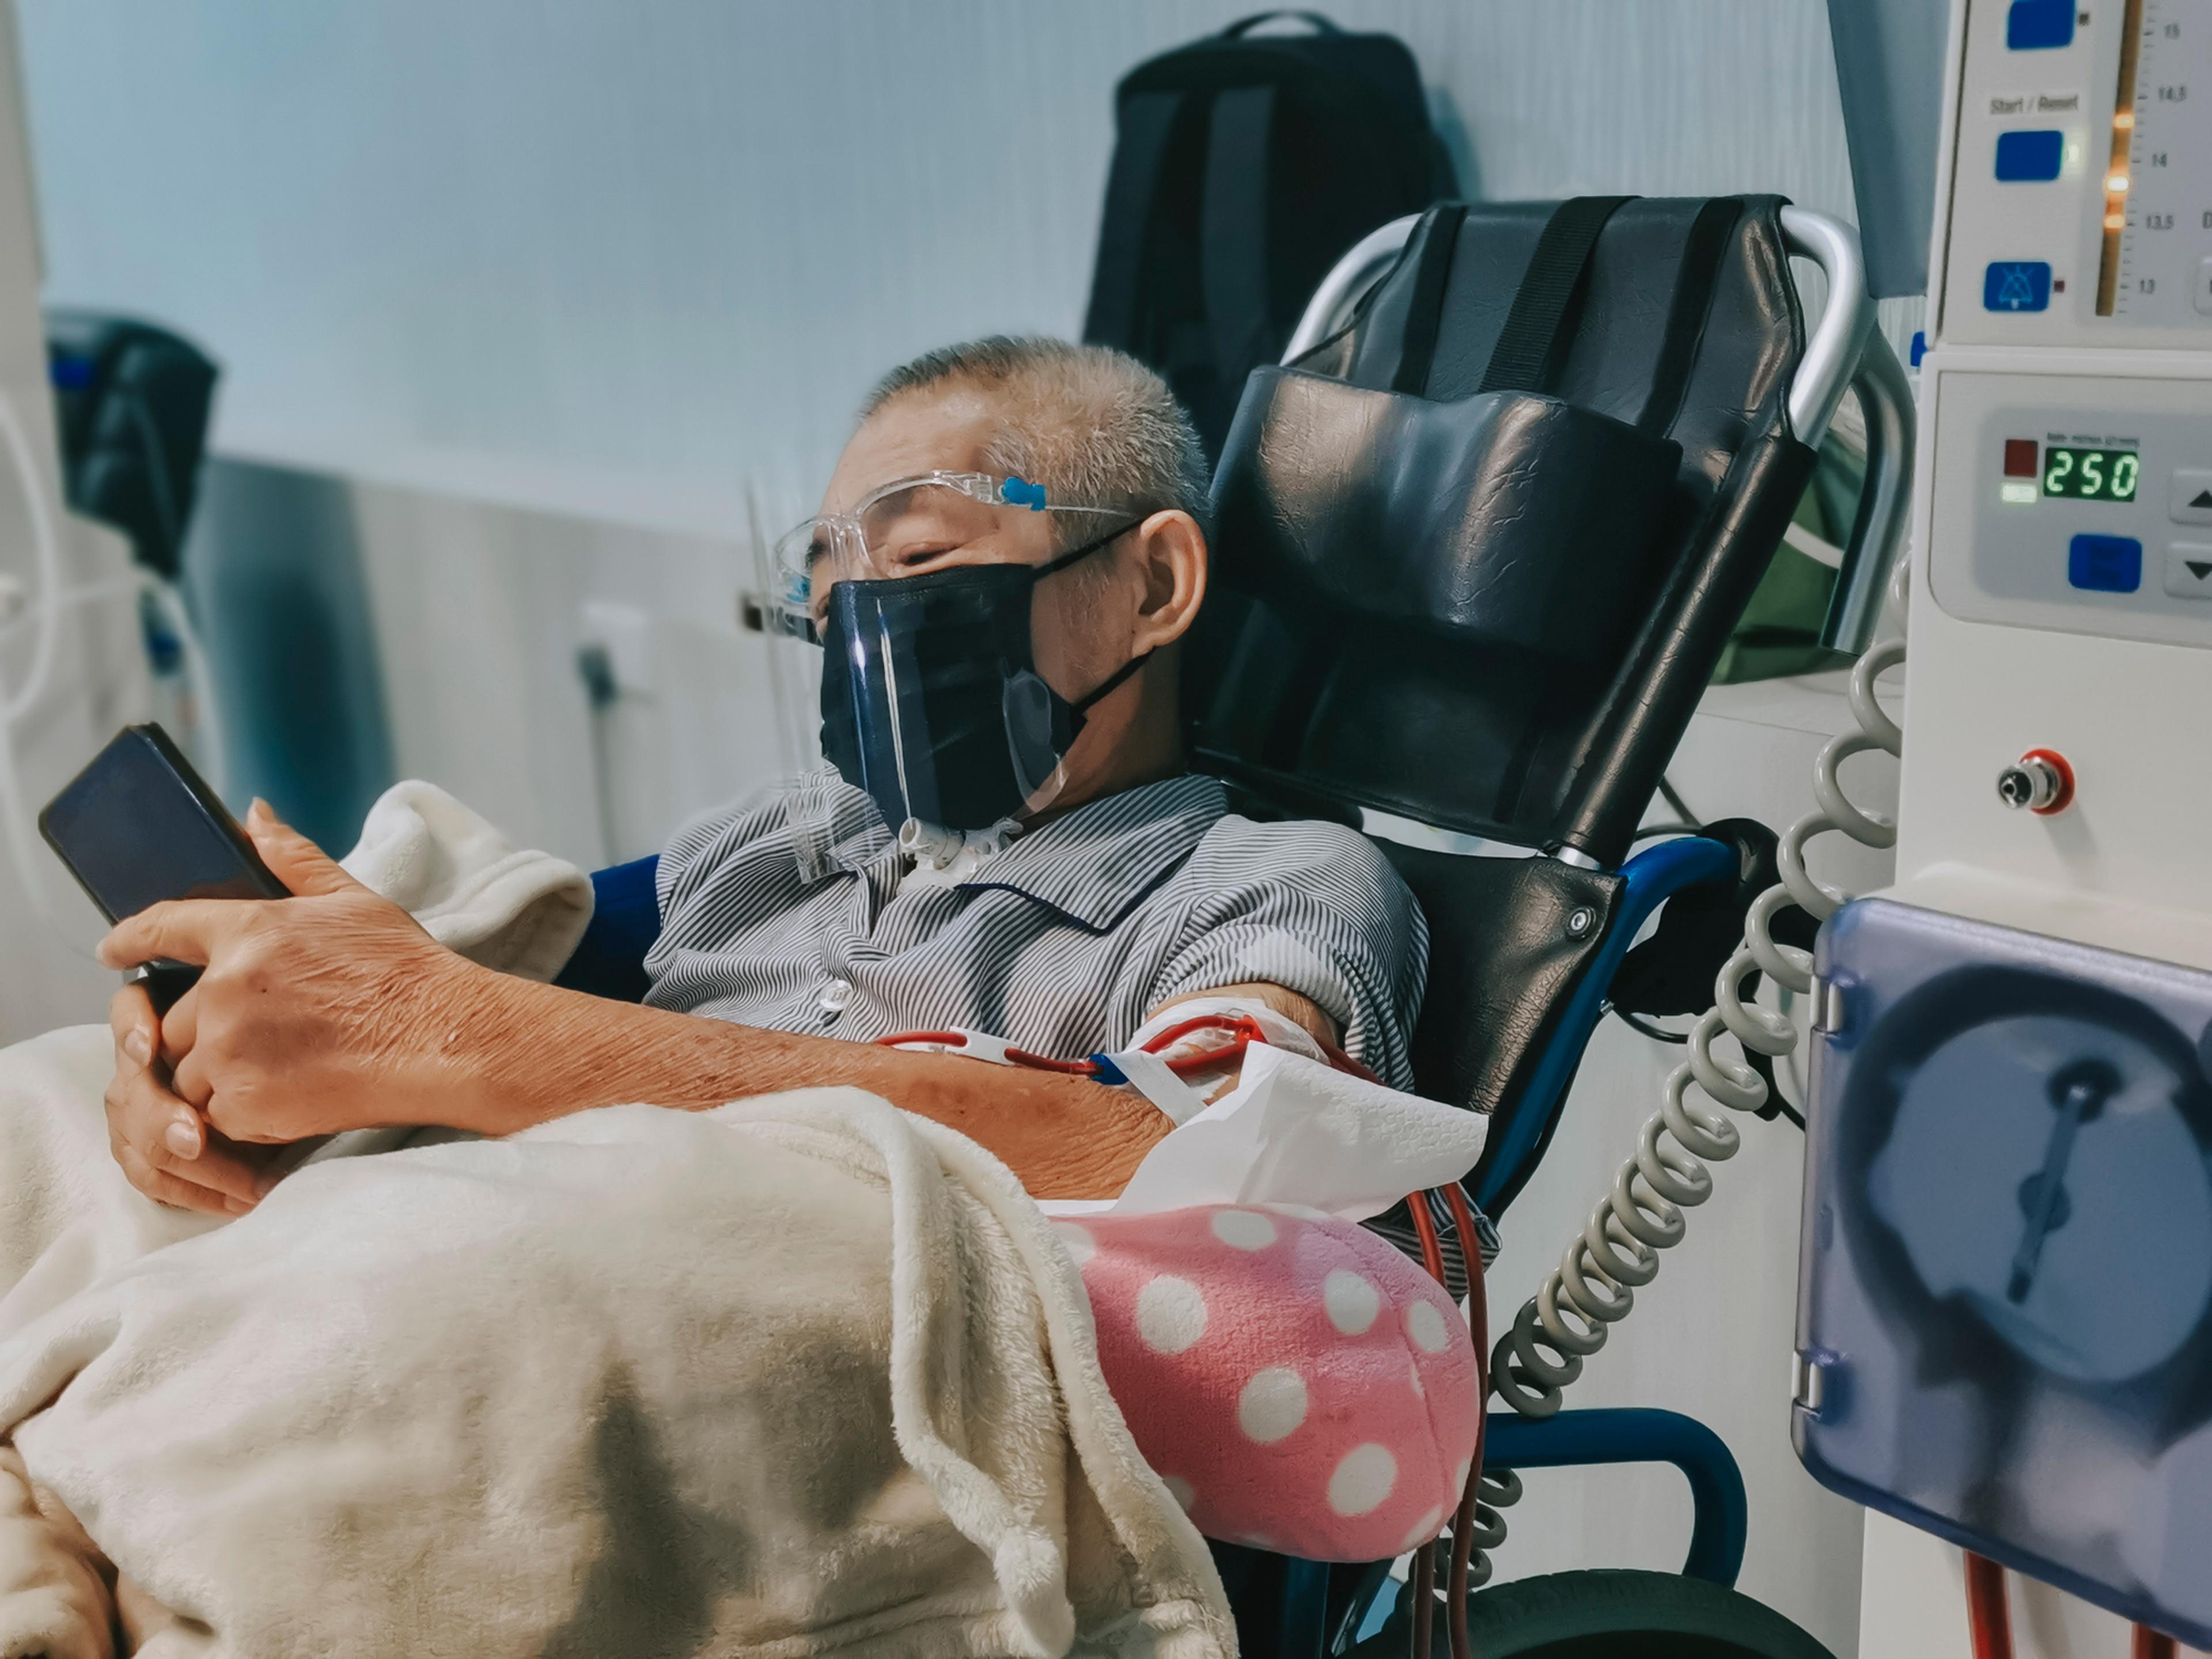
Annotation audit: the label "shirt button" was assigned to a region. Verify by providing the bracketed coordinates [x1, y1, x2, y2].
[818, 977, 854, 1016]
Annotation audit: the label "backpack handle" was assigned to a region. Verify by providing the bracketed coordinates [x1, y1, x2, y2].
[1219, 10, 1343, 37]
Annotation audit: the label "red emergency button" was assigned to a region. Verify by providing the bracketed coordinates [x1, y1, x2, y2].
[2003, 438, 2041, 478]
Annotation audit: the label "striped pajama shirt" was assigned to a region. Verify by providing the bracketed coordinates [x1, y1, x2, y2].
[644, 771, 1428, 1090]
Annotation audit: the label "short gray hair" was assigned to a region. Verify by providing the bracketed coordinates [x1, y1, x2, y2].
[860, 336, 1211, 536]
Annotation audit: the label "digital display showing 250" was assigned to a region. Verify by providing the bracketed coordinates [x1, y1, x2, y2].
[2043, 445, 2139, 502]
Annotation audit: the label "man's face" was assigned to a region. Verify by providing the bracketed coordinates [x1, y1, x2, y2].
[816, 385, 1135, 700]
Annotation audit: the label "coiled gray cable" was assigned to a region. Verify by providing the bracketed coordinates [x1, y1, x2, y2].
[1461, 1464, 1522, 1590]
[1491, 632, 1906, 1419]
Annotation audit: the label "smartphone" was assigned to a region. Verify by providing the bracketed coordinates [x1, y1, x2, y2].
[39, 723, 289, 1010]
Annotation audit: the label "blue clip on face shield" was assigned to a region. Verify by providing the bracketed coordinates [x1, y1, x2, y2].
[775, 474, 1146, 836]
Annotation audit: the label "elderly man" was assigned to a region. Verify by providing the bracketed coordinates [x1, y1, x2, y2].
[98, 336, 1428, 1210]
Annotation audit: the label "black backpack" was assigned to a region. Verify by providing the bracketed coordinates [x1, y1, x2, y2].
[44, 311, 219, 581]
[1081, 11, 1456, 460]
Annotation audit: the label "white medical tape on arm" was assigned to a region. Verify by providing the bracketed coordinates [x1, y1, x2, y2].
[1104, 1047, 1211, 1127]
[1129, 995, 1332, 1065]
[948, 1028, 1018, 1065]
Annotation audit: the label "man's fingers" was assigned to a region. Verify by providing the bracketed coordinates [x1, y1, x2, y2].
[112, 1139, 247, 1216]
[97, 899, 243, 971]
[139, 1113, 265, 1205]
[106, 1050, 264, 1205]
[158, 983, 199, 1068]
[169, 1043, 213, 1110]
[108, 982, 158, 1066]
[245, 798, 363, 899]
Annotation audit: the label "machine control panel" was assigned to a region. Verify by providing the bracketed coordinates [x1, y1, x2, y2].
[1942, 0, 2212, 347]
[1931, 372, 2212, 646]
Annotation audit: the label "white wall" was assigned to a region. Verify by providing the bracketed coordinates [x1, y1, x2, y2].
[340, 476, 810, 870]
[9, 3, 1935, 1647]
[15, 0, 1909, 543]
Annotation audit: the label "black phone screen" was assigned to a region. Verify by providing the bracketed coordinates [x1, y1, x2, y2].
[39, 725, 288, 924]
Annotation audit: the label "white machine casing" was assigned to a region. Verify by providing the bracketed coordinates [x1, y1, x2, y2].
[0, 0, 151, 1042]
[1796, 0, 2212, 1652]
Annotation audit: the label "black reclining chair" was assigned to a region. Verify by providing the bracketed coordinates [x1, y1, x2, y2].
[1184, 195, 1909, 1656]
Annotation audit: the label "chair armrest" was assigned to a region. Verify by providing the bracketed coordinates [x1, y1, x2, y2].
[1483, 1407, 1748, 1586]
[1472, 836, 1737, 1214]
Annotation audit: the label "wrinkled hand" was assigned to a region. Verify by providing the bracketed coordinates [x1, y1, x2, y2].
[105, 980, 288, 1214]
[98, 801, 514, 1157]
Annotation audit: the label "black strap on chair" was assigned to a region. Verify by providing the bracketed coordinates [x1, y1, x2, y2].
[1474, 194, 1634, 396]
[1389, 203, 1467, 395]
[1636, 195, 1741, 436]
[1392, 196, 1641, 400]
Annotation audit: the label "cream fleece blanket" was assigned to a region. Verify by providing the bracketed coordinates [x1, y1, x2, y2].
[0, 1041, 1230, 1658]
[336, 778, 596, 982]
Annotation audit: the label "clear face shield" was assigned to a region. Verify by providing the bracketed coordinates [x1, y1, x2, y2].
[770, 472, 1147, 847]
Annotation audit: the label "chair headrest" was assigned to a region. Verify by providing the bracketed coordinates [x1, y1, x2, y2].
[1188, 196, 1813, 862]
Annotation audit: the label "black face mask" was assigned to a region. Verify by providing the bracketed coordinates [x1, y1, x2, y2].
[817, 525, 1149, 834]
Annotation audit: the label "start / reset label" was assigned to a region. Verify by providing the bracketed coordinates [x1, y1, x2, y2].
[1986, 89, 2085, 115]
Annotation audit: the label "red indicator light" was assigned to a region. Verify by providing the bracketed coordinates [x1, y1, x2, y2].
[2003, 438, 2041, 478]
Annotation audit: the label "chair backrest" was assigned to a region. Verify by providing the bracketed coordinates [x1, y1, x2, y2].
[1187, 197, 1820, 1122]
[1188, 196, 1815, 869]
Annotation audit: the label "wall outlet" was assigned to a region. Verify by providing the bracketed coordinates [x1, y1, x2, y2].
[578, 600, 654, 696]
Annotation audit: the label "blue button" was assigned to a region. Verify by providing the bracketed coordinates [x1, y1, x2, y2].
[1984, 260, 2052, 312]
[2008, 0, 2075, 48]
[2069, 534, 2142, 592]
[1995, 130, 2065, 181]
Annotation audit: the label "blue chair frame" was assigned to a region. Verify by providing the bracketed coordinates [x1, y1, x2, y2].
[1467, 834, 1735, 1215]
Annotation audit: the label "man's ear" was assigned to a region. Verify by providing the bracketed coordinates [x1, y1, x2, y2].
[1128, 509, 1208, 654]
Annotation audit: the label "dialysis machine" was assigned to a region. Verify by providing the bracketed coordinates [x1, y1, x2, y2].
[1794, 0, 2212, 1650]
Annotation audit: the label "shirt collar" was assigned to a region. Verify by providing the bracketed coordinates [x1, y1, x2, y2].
[953, 773, 1229, 934]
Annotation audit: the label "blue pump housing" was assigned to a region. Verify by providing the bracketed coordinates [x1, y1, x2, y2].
[1795, 897, 2212, 1647]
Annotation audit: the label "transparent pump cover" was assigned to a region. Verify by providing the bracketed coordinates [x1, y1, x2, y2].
[1796, 898, 2212, 1647]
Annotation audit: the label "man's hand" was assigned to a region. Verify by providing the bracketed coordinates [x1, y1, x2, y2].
[98, 801, 515, 1150]
[105, 980, 282, 1214]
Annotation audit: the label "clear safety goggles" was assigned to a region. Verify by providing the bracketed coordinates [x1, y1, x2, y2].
[770, 472, 1129, 626]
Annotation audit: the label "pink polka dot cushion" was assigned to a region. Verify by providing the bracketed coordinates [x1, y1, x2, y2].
[1054, 1203, 1480, 1563]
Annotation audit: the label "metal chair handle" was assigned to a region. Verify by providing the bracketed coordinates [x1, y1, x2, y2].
[1822, 326, 1915, 654]
[1280, 214, 1419, 362]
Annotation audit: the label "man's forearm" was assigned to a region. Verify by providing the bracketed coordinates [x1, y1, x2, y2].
[451, 976, 1173, 1199]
